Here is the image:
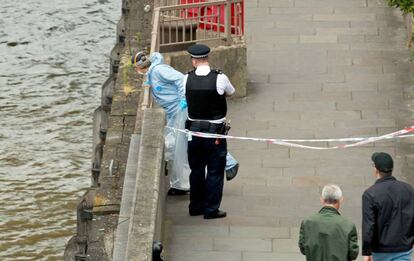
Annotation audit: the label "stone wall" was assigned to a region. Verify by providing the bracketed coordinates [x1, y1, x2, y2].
[164, 43, 247, 98]
[64, 0, 157, 260]
[124, 108, 167, 261]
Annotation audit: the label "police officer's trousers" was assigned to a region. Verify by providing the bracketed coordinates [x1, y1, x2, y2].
[187, 136, 227, 215]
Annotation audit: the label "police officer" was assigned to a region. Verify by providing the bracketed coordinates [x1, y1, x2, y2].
[184, 44, 235, 219]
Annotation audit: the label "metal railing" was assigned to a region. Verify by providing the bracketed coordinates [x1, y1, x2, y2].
[153, 0, 243, 51]
[142, 0, 244, 110]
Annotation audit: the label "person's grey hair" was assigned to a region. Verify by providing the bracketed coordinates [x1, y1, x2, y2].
[321, 184, 343, 204]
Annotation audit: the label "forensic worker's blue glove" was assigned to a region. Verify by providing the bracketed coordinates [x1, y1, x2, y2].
[179, 99, 187, 110]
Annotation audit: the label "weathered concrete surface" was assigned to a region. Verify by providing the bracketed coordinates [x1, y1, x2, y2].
[112, 134, 140, 261]
[165, 44, 248, 98]
[164, 0, 414, 260]
[125, 108, 167, 261]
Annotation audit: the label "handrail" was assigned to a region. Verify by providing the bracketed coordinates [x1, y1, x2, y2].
[157, 1, 230, 11]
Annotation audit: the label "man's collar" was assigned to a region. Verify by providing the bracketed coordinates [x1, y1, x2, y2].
[319, 206, 340, 215]
[195, 64, 211, 76]
[375, 175, 396, 184]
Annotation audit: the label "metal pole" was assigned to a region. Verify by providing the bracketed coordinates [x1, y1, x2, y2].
[151, 8, 161, 53]
[225, 0, 232, 45]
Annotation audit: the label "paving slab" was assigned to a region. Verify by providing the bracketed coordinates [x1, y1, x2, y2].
[164, 0, 413, 260]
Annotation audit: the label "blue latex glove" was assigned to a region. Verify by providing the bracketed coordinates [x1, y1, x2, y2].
[179, 99, 187, 110]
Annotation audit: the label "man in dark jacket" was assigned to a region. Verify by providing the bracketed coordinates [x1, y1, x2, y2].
[362, 152, 414, 261]
[299, 184, 359, 261]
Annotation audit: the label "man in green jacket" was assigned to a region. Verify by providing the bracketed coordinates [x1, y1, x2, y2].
[299, 184, 359, 261]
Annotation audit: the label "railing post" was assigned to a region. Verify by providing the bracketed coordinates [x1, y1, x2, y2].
[225, 0, 232, 45]
[151, 8, 161, 54]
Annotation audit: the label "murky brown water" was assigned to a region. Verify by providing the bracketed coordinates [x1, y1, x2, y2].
[0, 0, 120, 260]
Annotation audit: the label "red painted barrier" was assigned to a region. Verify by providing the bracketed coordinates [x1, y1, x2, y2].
[179, 0, 244, 34]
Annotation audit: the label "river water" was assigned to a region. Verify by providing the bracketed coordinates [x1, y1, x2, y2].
[0, 0, 121, 259]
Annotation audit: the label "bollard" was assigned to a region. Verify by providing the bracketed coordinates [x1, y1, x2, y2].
[92, 107, 103, 150]
[122, 0, 129, 15]
[80, 201, 93, 221]
[99, 110, 108, 141]
[117, 18, 126, 46]
[92, 143, 103, 187]
[110, 46, 120, 75]
[153, 241, 164, 261]
[92, 107, 106, 186]
[101, 76, 115, 110]
[118, 29, 125, 44]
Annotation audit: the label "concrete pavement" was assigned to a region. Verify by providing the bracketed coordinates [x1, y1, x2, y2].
[164, 0, 414, 260]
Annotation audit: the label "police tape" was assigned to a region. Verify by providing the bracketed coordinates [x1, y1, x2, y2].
[165, 126, 414, 150]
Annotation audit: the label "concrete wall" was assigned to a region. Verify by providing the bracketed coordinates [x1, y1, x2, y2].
[164, 43, 247, 98]
[124, 108, 167, 261]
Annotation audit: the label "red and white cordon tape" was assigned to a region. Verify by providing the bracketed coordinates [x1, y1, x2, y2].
[166, 126, 414, 150]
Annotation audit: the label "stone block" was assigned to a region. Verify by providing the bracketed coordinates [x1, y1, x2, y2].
[295, 0, 366, 7]
[246, 7, 270, 17]
[273, 239, 301, 253]
[336, 100, 388, 110]
[350, 43, 393, 50]
[167, 236, 214, 251]
[323, 82, 378, 91]
[221, 215, 280, 227]
[300, 35, 338, 43]
[243, 252, 305, 261]
[361, 110, 395, 120]
[230, 226, 290, 238]
[167, 250, 242, 261]
[338, 35, 365, 43]
[283, 167, 315, 177]
[266, 176, 293, 186]
[276, 21, 350, 29]
[125, 109, 166, 261]
[300, 111, 361, 120]
[313, 14, 376, 21]
[334, 119, 396, 129]
[275, 43, 350, 51]
[334, 7, 388, 14]
[273, 101, 336, 111]
[351, 20, 389, 28]
[258, 0, 294, 8]
[214, 237, 272, 252]
[316, 27, 378, 35]
[270, 7, 334, 14]
[171, 225, 229, 237]
[269, 73, 345, 84]
[293, 90, 351, 101]
[328, 65, 383, 74]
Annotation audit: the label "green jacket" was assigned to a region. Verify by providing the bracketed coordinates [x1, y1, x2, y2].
[299, 206, 359, 261]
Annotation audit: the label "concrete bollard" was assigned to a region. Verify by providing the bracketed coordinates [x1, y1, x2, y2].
[117, 19, 126, 45]
[101, 76, 115, 110]
[122, 0, 129, 15]
[92, 107, 103, 152]
[92, 143, 103, 187]
[110, 45, 121, 75]
[99, 110, 109, 141]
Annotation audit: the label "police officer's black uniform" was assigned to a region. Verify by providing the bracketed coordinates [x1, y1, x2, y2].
[185, 44, 230, 219]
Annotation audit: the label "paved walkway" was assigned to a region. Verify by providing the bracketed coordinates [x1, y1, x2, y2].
[165, 0, 413, 260]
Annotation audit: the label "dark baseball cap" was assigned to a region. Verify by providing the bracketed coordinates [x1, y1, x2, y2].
[371, 152, 393, 173]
